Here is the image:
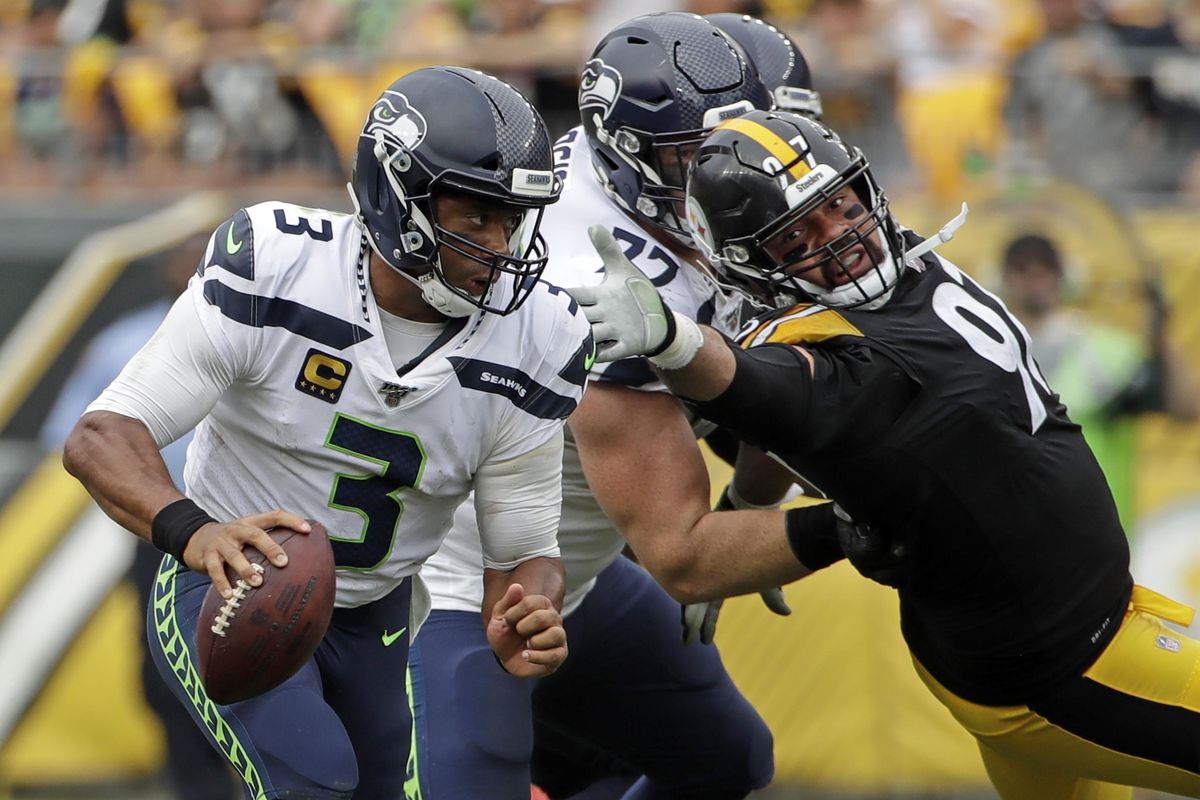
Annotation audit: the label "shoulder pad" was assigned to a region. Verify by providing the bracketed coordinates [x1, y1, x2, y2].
[202, 209, 255, 281]
[739, 304, 863, 348]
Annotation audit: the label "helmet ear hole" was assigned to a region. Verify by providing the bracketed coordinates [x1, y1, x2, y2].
[596, 149, 621, 173]
[371, 170, 390, 216]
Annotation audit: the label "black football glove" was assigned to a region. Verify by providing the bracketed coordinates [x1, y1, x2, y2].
[835, 508, 911, 589]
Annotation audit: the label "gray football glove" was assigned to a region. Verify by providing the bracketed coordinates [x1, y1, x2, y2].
[757, 586, 793, 616]
[566, 226, 701, 367]
[681, 599, 723, 646]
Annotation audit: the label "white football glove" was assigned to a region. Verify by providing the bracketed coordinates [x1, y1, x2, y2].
[566, 226, 702, 367]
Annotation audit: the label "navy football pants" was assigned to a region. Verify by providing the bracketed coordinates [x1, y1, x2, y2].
[148, 556, 416, 800]
[409, 557, 774, 799]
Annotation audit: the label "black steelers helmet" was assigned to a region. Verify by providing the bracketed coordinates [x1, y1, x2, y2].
[580, 12, 771, 244]
[706, 14, 823, 119]
[685, 110, 905, 309]
[349, 67, 559, 317]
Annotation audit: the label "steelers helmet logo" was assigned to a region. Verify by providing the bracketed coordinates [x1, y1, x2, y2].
[579, 59, 623, 121]
[685, 194, 718, 262]
[363, 92, 428, 151]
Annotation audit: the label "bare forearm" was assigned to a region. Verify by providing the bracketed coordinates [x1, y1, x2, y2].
[654, 509, 811, 604]
[731, 445, 801, 506]
[62, 411, 184, 540]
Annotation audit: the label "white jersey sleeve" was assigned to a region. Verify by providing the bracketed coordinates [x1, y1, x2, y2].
[86, 218, 264, 446]
[474, 431, 563, 571]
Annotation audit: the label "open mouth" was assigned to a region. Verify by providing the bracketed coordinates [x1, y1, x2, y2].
[826, 249, 870, 287]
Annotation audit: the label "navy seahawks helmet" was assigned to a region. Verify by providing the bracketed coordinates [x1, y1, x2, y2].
[706, 14, 823, 119]
[579, 12, 771, 243]
[685, 110, 904, 309]
[349, 67, 559, 317]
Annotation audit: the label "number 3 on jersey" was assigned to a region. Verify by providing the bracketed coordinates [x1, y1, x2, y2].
[323, 413, 426, 569]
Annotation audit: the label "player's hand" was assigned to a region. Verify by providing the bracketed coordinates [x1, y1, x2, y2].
[835, 508, 910, 588]
[487, 583, 568, 678]
[681, 599, 723, 645]
[565, 226, 676, 363]
[182, 510, 311, 599]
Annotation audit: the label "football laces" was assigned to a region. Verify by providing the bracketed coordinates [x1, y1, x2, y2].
[210, 563, 265, 638]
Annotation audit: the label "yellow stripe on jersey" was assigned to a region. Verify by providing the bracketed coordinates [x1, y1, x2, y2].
[741, 305, 863, 349]
[717, 117, 812, 180]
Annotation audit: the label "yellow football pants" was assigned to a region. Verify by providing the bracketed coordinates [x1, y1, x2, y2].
[915, 586, 1200, 800]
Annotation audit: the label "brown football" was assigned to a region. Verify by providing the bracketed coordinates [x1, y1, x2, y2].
[195, 520, 335, 704]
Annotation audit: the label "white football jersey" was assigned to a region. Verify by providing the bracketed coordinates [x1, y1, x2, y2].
[98, 202, 591, 609]
[424, 127, 745, 615]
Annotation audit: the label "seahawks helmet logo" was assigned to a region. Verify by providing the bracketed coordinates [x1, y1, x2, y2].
[363, 92, 427, 151]
[579, 59, 622, 121]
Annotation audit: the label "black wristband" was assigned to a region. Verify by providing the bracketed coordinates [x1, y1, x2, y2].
[645, 299, 678, 358]
[151, 498, 217, 563]
[784, 504, 844, 571]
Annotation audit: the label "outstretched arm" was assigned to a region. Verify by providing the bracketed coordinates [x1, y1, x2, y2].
[570, 381, 821, 603]
[563, 227, 845, 603]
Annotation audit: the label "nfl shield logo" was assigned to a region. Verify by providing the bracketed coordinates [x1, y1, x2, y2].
[1156, 635, 1182, 653]
[379, 382, 413, 407]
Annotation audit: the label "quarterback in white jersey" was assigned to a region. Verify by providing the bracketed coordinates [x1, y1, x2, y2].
[410, 14, 776, 800]
[64, 68, 589, 800]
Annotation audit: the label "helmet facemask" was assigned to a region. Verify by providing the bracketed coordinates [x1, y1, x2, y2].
[428, 193, 550, 316]
[722, 155, 902, 310]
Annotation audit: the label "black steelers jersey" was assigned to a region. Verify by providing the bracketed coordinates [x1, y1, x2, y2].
[696, 239, 1133, 705]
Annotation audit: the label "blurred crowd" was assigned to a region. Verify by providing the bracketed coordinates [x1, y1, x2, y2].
[2, 0, 1200, 205]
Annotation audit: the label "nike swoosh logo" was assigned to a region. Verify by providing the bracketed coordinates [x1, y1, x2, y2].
[226, 222, 243, 255]
[381, 627, 407, 647]
[583, 347, 596, 371]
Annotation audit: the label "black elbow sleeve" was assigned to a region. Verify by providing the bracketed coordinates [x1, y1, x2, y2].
[688, 344, 812, 448]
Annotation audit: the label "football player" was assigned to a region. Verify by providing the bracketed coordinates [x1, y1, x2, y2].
[568, 108, 1200, 799]
[411, 13, 778, 800]
[63, 67, 591, 800]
